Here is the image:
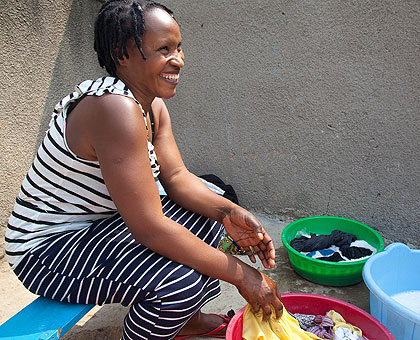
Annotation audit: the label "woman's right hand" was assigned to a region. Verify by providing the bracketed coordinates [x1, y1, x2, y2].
[236, 269, 283, 320]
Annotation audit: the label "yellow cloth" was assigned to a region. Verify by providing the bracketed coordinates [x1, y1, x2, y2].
[242, 304, 322, 340]
[326, 310, 363, 337]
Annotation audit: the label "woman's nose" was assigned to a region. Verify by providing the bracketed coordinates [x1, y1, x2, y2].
[169, 51, 184, 68]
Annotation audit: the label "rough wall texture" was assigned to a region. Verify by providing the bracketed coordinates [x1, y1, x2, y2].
[0, 0, 104, 258]
[163, 0, 420, 246]
[1, 0, 419, 258]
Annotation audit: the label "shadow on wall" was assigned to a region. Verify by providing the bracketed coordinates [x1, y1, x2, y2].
[35, 0, 104, 152]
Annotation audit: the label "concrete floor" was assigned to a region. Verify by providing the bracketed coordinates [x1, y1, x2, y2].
[0, 213, 374, 340]
[63, 213, 373, 339]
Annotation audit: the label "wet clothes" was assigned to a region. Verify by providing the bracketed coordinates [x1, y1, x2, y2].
[292, 311, 366, 340]
[293, 313, 316, 331]
[290, 230, 357, 253]
[292, 314, 334, 339]
[333, 327, 364, 340]
[290, 231, 373, 262]
[242, 304, 322, 340]
[326, 310, 365, 340]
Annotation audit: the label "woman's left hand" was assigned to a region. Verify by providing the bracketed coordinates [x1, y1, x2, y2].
[222, 206, 276, 268]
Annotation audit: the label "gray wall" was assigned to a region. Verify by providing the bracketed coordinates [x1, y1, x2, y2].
[1, 0, 419, 258]
[164, 0, 420, 246]
[0, 0, 104, 258]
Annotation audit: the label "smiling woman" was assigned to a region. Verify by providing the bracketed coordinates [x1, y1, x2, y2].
[117, 8, 184, 103]
[5, 1, 282, 340]
[94, 0, 184, 107]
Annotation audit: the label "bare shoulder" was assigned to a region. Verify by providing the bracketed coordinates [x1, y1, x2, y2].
[73, 94, 144, 130]
[67, 93, 147, 160]
[151, 97, 171, 133]
[151, 97, 169, 117]
[85, 93, 141, 116]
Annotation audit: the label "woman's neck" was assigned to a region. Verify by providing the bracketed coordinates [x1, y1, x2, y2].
[116, 74, 154, 113]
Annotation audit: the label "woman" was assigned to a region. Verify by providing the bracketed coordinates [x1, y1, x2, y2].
[5, 1, 283, 339]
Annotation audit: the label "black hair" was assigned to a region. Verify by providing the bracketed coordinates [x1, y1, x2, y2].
[94, 0, 175, 76]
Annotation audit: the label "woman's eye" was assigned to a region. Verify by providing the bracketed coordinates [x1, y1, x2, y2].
[159, 46, 169, 52]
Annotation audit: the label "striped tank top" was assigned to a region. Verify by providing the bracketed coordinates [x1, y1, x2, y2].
[5, 77, 160, 267]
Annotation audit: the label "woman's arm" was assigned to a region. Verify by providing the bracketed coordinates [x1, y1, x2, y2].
[151, 98, 234, 222]
[67, 95, 282, 319]
[151, 98, 276, 268]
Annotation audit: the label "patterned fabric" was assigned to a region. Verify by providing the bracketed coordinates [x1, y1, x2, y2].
[307, 315, 334, 339]
[293, 311, 367, 340]
[13, 196, 225, 340]
[219, 234, 247, 255]
[326, 310, 366, 339]
[5, 77, 160, 267]
[293, 313, 317, 330]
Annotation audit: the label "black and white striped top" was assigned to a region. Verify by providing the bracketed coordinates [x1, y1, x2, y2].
[6, 77, 160, 267]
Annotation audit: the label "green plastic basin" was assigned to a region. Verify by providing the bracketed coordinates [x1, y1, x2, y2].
[281, 216, 384, 286]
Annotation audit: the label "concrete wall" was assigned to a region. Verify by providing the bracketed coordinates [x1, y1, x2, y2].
[1, 0, 419, 258]
[0, 0, 104, 258]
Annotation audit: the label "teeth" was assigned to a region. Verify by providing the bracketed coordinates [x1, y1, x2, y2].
[161, 74, 179, 80]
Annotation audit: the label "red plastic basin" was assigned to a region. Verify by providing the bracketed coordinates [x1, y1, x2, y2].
[226, 293, 395, 340]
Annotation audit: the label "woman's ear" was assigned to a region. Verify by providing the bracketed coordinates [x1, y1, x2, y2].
[114, 48, 129, 66]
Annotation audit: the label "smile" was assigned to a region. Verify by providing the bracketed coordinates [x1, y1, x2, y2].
[160, 73, 179, 81]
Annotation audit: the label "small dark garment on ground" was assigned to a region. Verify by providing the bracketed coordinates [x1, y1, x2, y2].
[290, 230, 372, 262]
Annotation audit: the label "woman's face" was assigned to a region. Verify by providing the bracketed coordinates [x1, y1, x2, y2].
[121, 8, 184, 101]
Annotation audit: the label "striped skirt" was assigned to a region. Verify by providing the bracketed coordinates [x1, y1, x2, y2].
[12, 195, 225, 340]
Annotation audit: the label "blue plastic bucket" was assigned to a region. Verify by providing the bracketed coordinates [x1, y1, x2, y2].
[363, 243, 420, 340]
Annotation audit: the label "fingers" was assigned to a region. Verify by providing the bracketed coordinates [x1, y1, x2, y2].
[252, 303, 282, 321]
[263, 289, 283, 320]
[250, 304, 273, 321]
[245, 247, 256, 263]
[243, 243, 274, 268]
[238, 272, 283, 322]
[244, 213, 264, 239]
[262, 305, 273, 321]
[245, 246, 274, 269]
[276, 302, 284, 319]
[252, 245, 269, 268]
[247, 213, 263, 230]
[251, 302, 261, 315]
[253, 243, 276, 268]
[273, 291, 284, 319]
[256, 229, 276, 263]
[225, 210, 276, 267]
[262, 236, 276, 267]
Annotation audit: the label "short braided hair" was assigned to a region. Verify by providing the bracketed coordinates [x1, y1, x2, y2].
[94, 0, 175, 76]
